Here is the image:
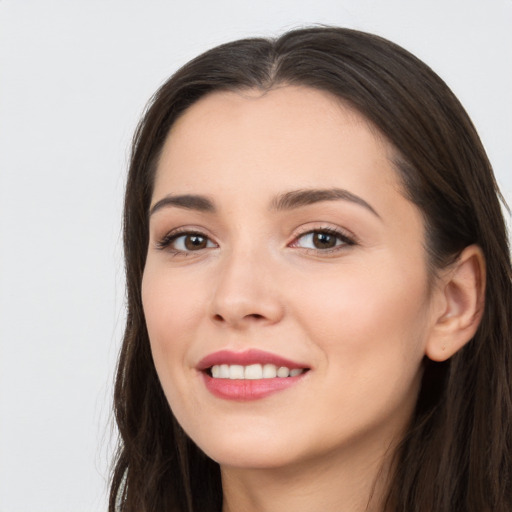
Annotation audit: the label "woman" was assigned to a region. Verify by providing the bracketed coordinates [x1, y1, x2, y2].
[110, 27, 512, 511]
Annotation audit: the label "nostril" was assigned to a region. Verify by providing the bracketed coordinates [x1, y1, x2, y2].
[212, 312, 266, 324]
[213, 313, 264, 320]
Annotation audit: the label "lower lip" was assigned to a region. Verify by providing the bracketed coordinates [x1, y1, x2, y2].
[201, 373, 306, 401]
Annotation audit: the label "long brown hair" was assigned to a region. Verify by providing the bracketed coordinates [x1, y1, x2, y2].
[110, 27, 512, 511]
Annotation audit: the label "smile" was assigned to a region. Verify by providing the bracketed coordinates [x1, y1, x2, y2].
[210, 364, 305, 379]
[197, 349, 310, 400]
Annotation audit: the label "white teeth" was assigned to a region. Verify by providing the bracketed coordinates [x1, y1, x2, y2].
[229, 365, 244, 379]
[245, 364, 263, 380]
[262, 363, 277, 378]
[277, 366, 290, 378]
[209, 364, 305, 379]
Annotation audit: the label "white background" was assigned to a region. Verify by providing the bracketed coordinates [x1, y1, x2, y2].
[0, 1, 510, 511]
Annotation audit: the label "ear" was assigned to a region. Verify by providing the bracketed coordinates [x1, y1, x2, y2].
[425, 245, 486, 362]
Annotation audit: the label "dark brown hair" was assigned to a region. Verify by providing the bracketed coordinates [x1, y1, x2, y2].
[110, 27, 512, 511]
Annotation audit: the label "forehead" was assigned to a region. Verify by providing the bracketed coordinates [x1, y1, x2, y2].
[170, 85, 368, 133]
[154, 86, 400, 197]
[165, 86, 385, 153]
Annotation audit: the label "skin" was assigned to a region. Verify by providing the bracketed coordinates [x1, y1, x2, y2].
[141, 86, 467, 512]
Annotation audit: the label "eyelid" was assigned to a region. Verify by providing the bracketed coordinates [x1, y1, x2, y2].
[155, 227, 218, 252]
[288, 224, 357, 251]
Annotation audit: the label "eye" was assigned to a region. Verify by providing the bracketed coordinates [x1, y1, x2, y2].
[157, 231, 217, 253]
[292, 228, 355, 251]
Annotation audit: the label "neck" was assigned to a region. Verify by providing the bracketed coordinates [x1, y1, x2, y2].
[220, 442, 395, 512]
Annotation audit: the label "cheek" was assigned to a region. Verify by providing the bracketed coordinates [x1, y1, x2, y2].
[294, 265, 430, 440]
[295, 259, 431, 374]
[141, 266, 210, 428]
[141, 266, 205, 375]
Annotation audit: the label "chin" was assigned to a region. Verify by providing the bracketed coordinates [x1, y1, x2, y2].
[207, 447, 298, 470]
[190, 428, 303, 470]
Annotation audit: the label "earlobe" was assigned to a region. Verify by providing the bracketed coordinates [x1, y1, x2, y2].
[425, 245, 486, 362]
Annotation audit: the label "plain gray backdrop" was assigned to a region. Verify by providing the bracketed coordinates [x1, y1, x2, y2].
[1, 1, 510, 510]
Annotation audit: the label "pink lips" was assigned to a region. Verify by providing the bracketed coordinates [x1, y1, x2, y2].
[197, 349, 309, 401]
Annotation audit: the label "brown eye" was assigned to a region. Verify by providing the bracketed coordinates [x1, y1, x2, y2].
[160, 232, 216, 253]
[293, 229, 354, 251]
[184, 234, 208, 250]
[312, 232, 337, 249]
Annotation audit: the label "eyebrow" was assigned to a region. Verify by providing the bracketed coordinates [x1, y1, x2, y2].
[149, 188, 380, 218]
[270, 188, 380, 218]
[150, 194, 216, 216]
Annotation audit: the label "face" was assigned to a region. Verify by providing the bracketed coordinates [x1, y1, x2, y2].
[142, 86, 441, 471]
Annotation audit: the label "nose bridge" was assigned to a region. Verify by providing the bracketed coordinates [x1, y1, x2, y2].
[210, 235, 283, 327]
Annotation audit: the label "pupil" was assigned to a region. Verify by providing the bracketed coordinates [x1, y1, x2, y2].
[185, 235, 206, 250]
[313, 232, 335, 249]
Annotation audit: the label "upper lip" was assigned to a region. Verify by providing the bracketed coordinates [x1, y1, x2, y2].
[197, 349, 309, 371]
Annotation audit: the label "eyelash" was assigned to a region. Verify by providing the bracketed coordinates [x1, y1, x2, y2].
[290, 226, 356, 253]
[155, 228, 215, 254]
[155, 226, 356, 255]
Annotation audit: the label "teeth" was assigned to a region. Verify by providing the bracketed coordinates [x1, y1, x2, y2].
[245, 364, 263, 380]
[262, 364, 277, 378]
[229, 365, 244, 379]
[209, 364, 305, 379]
[277, 366, 290, 378]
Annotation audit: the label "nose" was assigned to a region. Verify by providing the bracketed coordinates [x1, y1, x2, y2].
[210, 247, 285, 329]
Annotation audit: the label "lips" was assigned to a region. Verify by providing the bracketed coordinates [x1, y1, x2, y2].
[197, 349, 310, 400]
[197, 349, 307, 370]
